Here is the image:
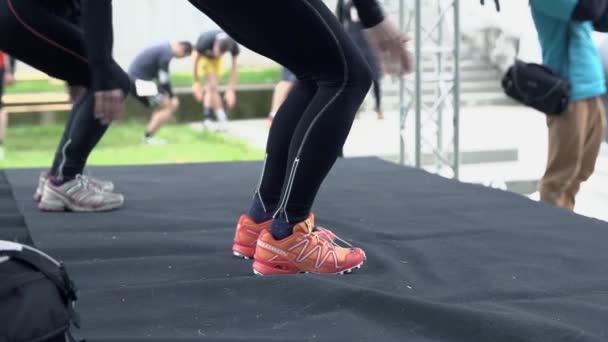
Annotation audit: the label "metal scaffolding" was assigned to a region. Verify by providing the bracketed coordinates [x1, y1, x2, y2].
[395, 0, 461, 179]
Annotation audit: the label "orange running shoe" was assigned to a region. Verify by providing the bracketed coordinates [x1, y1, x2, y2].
[232, 213, 335, 259]
[232, 215, 273, 259]
[252, 219, 365, 275]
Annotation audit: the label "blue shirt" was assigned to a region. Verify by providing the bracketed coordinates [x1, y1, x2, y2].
[531, 0, 606, 101]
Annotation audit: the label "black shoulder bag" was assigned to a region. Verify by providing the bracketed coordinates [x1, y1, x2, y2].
[502, 60, 571, 115]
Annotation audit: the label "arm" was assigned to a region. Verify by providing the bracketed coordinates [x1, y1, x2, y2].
[357, 0, 413, 75]
[224, 53, 239, 108]
[82, 0, 116, 91]
[82, 0, 125, 124]
[228, 56, 239, 91]
[193, 51, 202, 85]
[531, 0, 578, 21]
[351, 0, 384, 28]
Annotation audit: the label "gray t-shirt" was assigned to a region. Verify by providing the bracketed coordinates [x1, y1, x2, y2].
[128, 42, 174, 95]
[195, 30, 240, 58]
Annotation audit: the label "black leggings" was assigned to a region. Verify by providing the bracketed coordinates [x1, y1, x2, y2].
[189, 0, 372, 223]
[373, 80, 382, 112]
[0, 0, 129, 181]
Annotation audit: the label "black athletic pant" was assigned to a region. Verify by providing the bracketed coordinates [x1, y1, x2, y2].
[189, 0, 372, 223]
[0, 0, 130, 181]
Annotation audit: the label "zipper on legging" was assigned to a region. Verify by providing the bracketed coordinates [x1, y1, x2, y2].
[56, 139, 72, 182]
[273, 158, 300, 222]
[272, 0, 350, 223]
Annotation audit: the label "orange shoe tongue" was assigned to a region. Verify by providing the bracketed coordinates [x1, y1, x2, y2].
[292, 219, 313, 235]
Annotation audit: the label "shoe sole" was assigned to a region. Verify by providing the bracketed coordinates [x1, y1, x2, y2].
[232, 251, 252, 260]
[252, 261, 364, 276]
[232, 242, 256, 260]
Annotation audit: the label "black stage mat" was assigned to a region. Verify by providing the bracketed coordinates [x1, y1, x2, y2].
[5, 158, 608, 342]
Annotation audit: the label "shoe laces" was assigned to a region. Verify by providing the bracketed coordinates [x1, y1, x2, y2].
[75, 174, 101, 193]
[313, 226, 353, 250]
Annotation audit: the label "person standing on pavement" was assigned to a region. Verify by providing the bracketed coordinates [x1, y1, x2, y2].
[532, 0, 607, 210]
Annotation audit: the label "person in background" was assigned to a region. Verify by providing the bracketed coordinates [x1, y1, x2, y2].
[1, 1, 127, 212]
[17, 0, 411, 274]
[267, 67, 297, 127]
[0, 51, 15, 160]
[532, 0, 607, 210]
[192, 30, 240, 131]
[128, 41, 193, 145]
[597, 36, 608, 144]
[337, 0, 384, 120]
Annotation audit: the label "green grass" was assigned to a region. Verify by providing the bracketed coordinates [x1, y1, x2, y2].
[0, 122, 264, 169]
[6, 68, 281, 95]
[6, 79, 65, 94]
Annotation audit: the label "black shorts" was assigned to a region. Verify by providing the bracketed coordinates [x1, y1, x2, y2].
[281, 67, 297, 83]
[0, 68, 5, 108]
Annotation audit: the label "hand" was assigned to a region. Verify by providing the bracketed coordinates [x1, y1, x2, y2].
[366, 19, 414, 75]
[224, 89, 236, 109]
[67, 85, 86, 104]
[4, 72, 15, 86]
[94, 89, 125, 125]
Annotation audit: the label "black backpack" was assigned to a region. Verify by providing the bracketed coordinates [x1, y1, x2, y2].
[0, 241, 81, 342]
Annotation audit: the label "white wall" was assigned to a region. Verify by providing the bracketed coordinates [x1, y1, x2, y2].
[19, 1, 605, 75]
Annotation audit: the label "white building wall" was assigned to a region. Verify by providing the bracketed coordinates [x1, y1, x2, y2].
[112, 0, 277, 72]
[16, 1, 606, 75]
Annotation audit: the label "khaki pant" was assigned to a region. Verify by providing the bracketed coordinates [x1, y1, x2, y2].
[539, 96, 606, 210]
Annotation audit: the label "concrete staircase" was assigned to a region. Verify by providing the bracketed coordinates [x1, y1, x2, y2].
[370, 50, 511, 112]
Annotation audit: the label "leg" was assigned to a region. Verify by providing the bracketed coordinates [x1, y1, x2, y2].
[0, 108, 7, 160]
[191, 0, 370, 274]
[0, 0, 127, 211]
[373, 79, 383, 119]
[189, 0, 371, 218]
[0, 0, 129, 181]
[210, 72, 228, 124]
[203, 73, 217, 113]
[563, 97, 607, 208]
[269, 68, 297, 119]
[203, 72, 220, 122]
[0, 109, 7, 143]
[539, 100, 587, 210]
[145, 99, 177, 137]
[0, 68, 6, 148]
[270, 80, 295, 117]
